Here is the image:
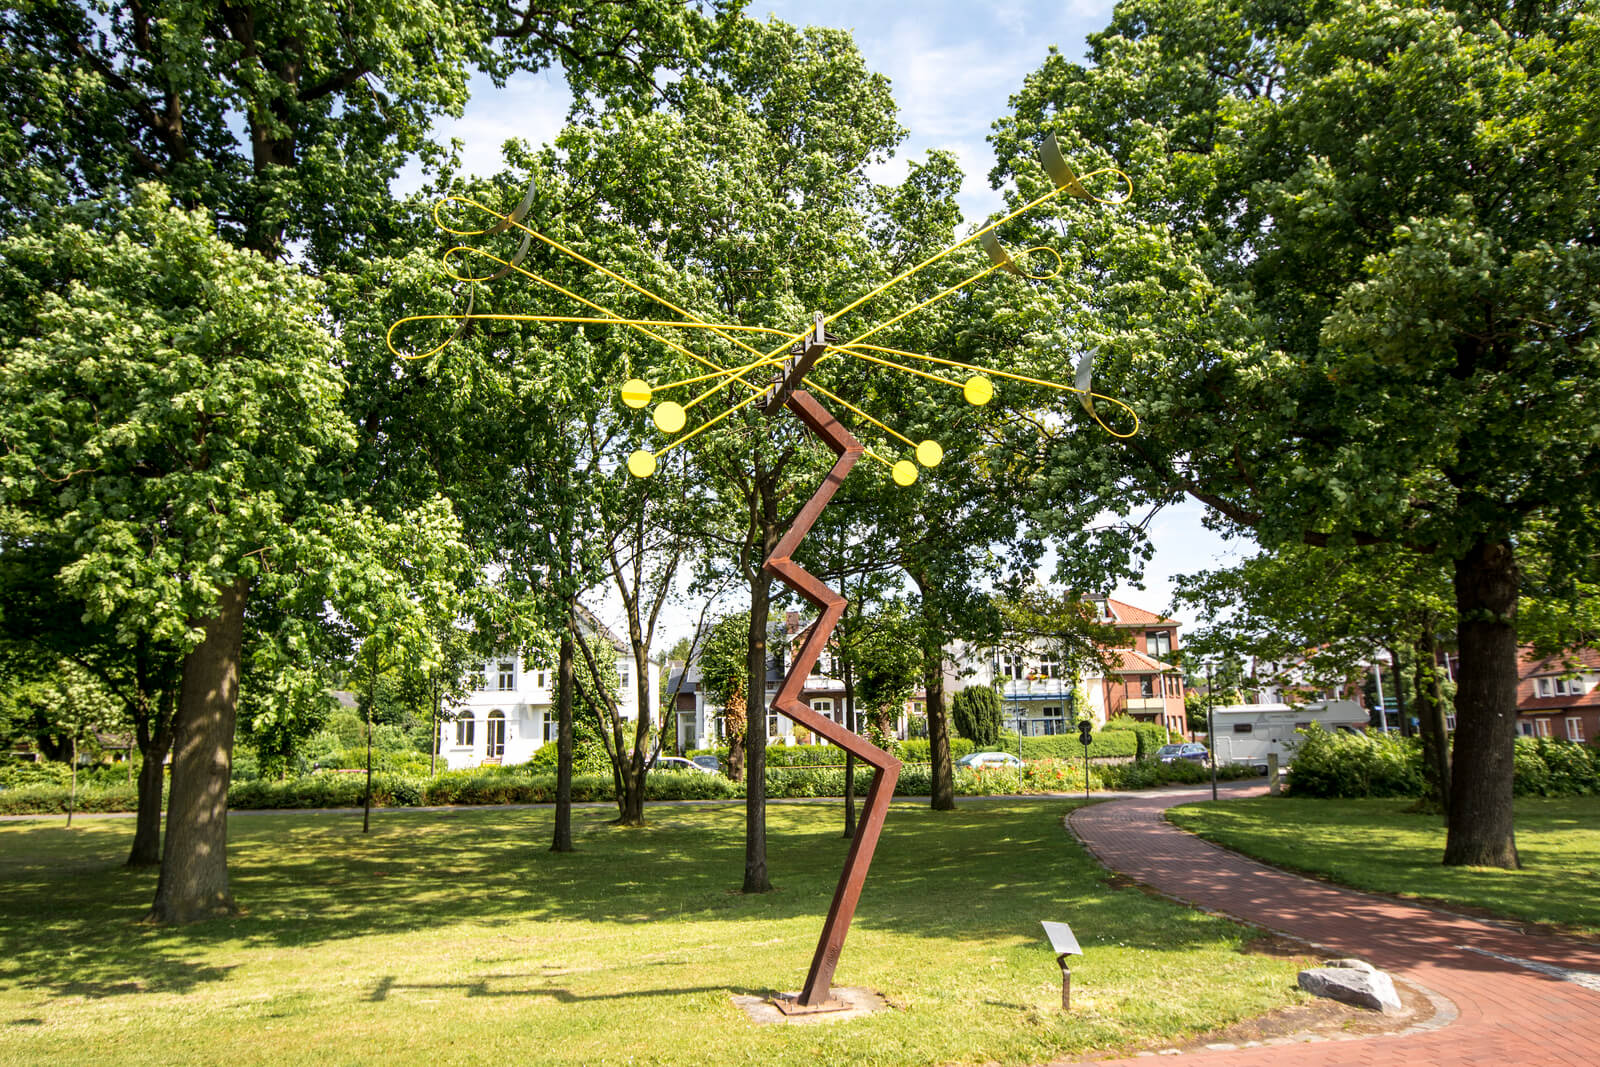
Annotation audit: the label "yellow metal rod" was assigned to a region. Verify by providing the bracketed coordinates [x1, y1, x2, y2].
[440, 246, 731, 379]
[437, 197, 778, 393]
[652, 379, 775, 459]
[805, 380, 919, 450]
[838, 342, 1140, 438]
[831, 347, 966, 390]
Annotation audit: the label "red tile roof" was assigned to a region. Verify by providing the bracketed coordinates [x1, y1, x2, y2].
[1111, 648, 1178, 673]
[1516, 646, 1600, 714]
[1104, 598, 1180, 627]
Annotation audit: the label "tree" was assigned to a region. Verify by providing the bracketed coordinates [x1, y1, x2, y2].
[0, 190, 360, 919]
[700, 611, 753, 781]
[950, 686, 1003, 748]
[0, 0, 734, 254]
[992, 0, 1600, 867]
[1178, 545, 1457, 808]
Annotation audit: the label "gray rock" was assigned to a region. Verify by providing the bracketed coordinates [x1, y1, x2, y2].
[1298, 966, 1404, 1015]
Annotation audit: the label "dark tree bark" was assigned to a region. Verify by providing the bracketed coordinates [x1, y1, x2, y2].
[1388, 645, 1412, 738]
[742, 568, 773, 893]
[551, 618, 576, 853]
[922, 627, 955, 811]
[1444, 540, 1520, 869]
[126, 688, 176, 867]
[1413, 626, 1451, 813]
[148, 578, 248, 922]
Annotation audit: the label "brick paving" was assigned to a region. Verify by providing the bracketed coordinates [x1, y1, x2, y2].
[1067, 782, 1600, 1065]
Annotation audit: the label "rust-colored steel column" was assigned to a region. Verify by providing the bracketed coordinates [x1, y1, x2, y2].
[762, 320, 902, 1011]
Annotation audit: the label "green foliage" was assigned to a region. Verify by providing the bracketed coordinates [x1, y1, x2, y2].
[1099, 760, 1257, 791]
[1514, 739, 1600, 798]
[1100, 718, 1173, 760]
[950, 686, 1003, 747]
[1285, 725, 1425, 798]
[1014, 732, 1136, 760]
[698, 612, 750, 710]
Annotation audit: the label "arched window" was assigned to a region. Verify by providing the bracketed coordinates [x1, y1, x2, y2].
[485, 710, 506, 759]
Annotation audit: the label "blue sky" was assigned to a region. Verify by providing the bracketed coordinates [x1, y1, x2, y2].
[412, 0, 1248, 637]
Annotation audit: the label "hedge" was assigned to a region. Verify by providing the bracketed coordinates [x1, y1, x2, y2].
[1099, 759, 1259, 790]
[1285, 727, 1600, 799]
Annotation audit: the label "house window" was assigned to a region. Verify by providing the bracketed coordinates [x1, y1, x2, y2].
[768, 712, 780, 738]
[812, 698, 834, 718]
[454, 717, 476, 747]
[1003, 654, 1025, 681]
[1139, 675, 1155, 698]
[544, 716, 560, 743]
[497, 661, 516, 691]
[1038, 652, 1060, 679]
[537, 670, 548, 690]
[1535, 718, 1552, 738]
[913, 701, 925, 715]
[1232, 723, 1253, 734]
[475, 666, 488, 690]
[618, 659, 631, 689]
[1536, 677, 1553, 697]
[1445, 714, 1457, 731]
[485, 710, 506, 758]
[1147, 630, 1172, 656]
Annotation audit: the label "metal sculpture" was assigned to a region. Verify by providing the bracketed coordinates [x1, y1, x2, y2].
[389, 134, 1134, 1012]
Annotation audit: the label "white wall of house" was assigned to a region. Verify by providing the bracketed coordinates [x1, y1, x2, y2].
[440, 651, 659, 770]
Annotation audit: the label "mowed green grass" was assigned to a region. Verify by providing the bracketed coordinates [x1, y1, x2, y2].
[1168, 796, 1600, 934]
[0, 799, 1309, 1066]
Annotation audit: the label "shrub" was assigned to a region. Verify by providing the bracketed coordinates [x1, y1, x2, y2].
[1099, 759, 1258, 790]
[1284, 725, 1424, 798]
[1515, 738, 1600, 797]
[951, 686, 1003, 747]
[1101, 718, 1172, 760]
[0, 783, 142, 815]
[898, 737, 975, 763]
[1011, 733, 1136, 760]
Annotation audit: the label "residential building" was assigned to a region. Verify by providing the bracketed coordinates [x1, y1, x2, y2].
[953, 596, 1187, 737]
[1516, 647, 1599, 743]
[439, 626, 659, 771]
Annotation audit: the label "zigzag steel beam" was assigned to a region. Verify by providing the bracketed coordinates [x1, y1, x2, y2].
[762, 385, 903, 1008]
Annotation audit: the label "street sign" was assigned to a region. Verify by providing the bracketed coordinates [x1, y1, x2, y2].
[1041, 921, 1082, 956]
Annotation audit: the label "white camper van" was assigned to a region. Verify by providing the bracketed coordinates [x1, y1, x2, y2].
[1209, 700, 1367, 773]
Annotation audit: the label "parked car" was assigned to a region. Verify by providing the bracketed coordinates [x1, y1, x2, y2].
[652, 755, 714, 775]
[954, 751, 1023, 769]
[690, 755, 725, 774]
[1155, 743, 1209, 765]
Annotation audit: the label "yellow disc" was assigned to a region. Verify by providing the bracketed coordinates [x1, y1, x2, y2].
[963, 374, 994, 406]
[915, 439, 944, 467]
[627, 450, 657, 479]
[620, 378, 652, 409]
[652, 401, 686, 434]
[892, 460, 918, 486]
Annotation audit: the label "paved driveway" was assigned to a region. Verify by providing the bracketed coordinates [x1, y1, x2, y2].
[1068, 782, 1600, 1065]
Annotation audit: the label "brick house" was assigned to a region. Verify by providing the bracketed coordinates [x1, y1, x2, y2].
[1516, 647, 1599, 744]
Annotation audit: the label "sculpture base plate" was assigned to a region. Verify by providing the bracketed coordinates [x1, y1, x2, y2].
[771, 993, 849, 1016]
[732, 987, 890, 1025]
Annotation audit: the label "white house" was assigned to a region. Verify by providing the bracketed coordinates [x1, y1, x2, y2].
[440, 648, 659, 770]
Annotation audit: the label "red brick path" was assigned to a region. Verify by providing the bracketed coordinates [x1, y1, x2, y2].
[1067, 783, 1600, 1065]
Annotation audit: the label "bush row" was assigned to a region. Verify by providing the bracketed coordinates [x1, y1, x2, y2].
[1284, 725, 1600, 798]
[1098, 758, 1259, 791]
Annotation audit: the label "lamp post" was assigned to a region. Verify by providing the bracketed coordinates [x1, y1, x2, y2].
[1206, 663, 1217, 802]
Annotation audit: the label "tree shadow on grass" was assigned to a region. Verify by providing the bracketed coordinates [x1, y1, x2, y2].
[0, 799, 1273, 1005]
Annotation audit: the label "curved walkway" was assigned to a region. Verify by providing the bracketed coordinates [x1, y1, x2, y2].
[1068, 782, 1600, 1066]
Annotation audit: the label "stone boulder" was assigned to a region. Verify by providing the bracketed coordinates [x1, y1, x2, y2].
[1297, 961, 1404, 1015]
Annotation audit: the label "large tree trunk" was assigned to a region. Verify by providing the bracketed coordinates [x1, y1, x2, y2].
[126, 691, 175, 867]
[743, 570, 773, 893]
[1443, 540, 1520, 869]
[1413, 626, 1451, 813]
[1388, 645, 1412, 738]
[552, 621, 576, 853]
[148, 578, 248, 922]
[925, 651, 955, 811]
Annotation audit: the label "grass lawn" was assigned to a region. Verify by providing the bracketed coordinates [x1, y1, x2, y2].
[1167, 796, 1600, 935]
[0, 799, 1312, 1066]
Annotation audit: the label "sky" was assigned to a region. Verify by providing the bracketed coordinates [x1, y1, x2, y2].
[406, 0, 1253, 641]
